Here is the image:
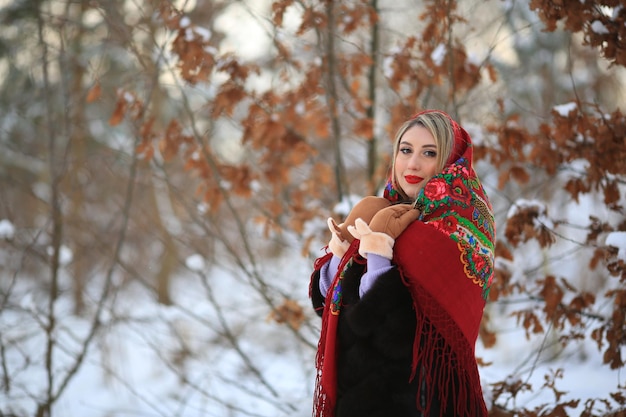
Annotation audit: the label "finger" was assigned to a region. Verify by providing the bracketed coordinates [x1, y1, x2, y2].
[387, 204, 412, 218]
[354, 218, 371, 233]
[400, 208, 420, 221]
[347, 224, 360, 240]
[327, 217, 339, 234]
[331, 218, 343, 234]
[353, 218, 373, 237]
[398, 209, 420, 227]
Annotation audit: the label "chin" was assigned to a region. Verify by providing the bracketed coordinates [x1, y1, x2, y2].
[402, 187, 419, 200]
[399, 183, 421, 201]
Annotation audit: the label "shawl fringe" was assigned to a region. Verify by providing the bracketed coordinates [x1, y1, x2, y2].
[313, 240, 361, 417]
[401, 269, 488, 417]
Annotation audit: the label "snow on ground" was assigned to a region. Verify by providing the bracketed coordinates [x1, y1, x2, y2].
[1, 186, 623, 417]
[2, 250, 620, 417]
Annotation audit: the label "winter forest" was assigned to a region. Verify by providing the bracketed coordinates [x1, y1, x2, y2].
[0, 0, 625, 416]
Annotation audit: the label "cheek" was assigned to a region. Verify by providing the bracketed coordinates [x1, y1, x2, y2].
[393, 158, 408, 180]
[424, 160, 439, 177]
[394, 157, 405, 177]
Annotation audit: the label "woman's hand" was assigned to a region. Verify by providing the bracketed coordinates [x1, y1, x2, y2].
[369, 204, 420, 239]
[327, 217, 350, 258]
[348, 204, 420, 259]
[326, 196, 391, 258]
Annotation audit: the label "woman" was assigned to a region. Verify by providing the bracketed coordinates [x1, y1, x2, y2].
[309, 110, 495, 417]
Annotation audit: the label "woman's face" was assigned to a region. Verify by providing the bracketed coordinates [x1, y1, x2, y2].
[394, 125, 439, 199]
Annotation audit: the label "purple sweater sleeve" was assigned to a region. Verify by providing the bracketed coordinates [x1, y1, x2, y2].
[319, 253, 394, 298]
[359, 254, 393, 297]
[319, 255, 342, 297]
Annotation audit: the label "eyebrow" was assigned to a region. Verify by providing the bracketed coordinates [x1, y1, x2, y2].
[399, 141, 438, 149]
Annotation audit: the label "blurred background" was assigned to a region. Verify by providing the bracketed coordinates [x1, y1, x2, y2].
[0, 0, 624, 416]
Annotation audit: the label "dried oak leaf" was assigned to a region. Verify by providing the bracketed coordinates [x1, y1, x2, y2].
[505, 202, 556, 248]
[539, 275, 564, 321]
[86, 81, 101, 103]
[271, 0, 295, 27]
[267, 299, 305, 330]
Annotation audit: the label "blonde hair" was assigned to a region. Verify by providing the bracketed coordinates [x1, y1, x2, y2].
[390, 111, 455, 200]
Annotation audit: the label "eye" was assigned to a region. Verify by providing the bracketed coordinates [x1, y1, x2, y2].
[423, 150, 437, 158]
[399, 147, 413, 155]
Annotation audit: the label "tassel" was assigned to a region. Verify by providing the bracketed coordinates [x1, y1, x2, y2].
[402, 270, 488, 417]
[313, 240, 361, 417]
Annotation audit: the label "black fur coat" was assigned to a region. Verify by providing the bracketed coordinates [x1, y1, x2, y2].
[311, 257, 452, 417]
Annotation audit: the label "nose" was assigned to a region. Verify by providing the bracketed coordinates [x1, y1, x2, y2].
[407, 154, 420, 170]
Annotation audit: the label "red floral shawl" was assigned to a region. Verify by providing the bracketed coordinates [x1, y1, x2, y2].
[312, 110, 495, 417]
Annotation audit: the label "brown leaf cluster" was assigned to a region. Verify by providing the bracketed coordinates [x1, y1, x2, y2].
[212, 80, 248, 118]
[337, 3, 378, 35]
[159, 119, 194, 162]
[296, 4, 327, 36]
[136, 117, 157, 161]
[131, 3, 335, 235]
[529, 0, 626, 66]
[160, 3, 218, 84]
[587, 216, 626, 282]
[235, 86, 331, 232]
[86, 81, 101, 103]
[384, 0, 495, 122]
[266, 298, 305, 330]
[489, 376, 532, 408]
[507, 268, 625, 373]
[109, 89, 144, 126]
[505, 202, 556, 248]
[548, 105, 626, 208]
[384, 36, 423, 96]
[484, 104, 625, 212]
[479, 311, 497, 348]
[511, 308, 545, 340]
[186, 156, 259, 213]
[602, 289, 626, 369]
[242, 105, 317, 184]
[538, 276, 596, 329]
[419, 1, 489, 94]
[271, 0, 294, 27]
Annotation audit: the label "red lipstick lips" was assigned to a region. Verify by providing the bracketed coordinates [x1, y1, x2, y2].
[405, 175, 423, 184]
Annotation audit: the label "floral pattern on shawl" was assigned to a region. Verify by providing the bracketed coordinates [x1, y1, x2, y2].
[383, 178, 402, 203]
[415, 157, 495, 299]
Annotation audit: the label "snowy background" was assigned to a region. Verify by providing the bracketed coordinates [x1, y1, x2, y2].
[2, 187, 624, 417]
[1, 0, 625, 416]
